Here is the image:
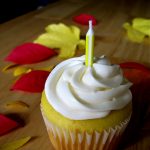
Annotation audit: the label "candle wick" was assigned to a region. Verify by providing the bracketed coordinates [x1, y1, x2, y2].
[89, 20, 92, 29]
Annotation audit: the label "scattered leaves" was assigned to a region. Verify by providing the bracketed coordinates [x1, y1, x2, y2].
[120, 62, 150, 73]
[120, 62, 150, 84]
[122, 67, 150, 84]
[0, 136, 31, 150]
[34, 23, 85, 58]
[5, 43, 57, 64]
[0, 114, 19, 136]
[37, 65, 55, 71]
[2, 64, 19, 72]
[13, 66, 32, 76]
[132, 18, 150, 36]
[73, 13, 97, 25]
[123, 22, 145, 43]
[123, 18, 150, 43]
[4, 101, 29, 113]
[120, 62, 150, 146]
[11, 70, 50, 93]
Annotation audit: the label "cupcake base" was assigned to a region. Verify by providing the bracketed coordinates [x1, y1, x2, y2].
[41, 109, 130, 150]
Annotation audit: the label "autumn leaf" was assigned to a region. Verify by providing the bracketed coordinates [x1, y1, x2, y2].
[34, 23, 85, 58]
[13, 65, 54, 76]
[120, 62, 150, 73]
[13, 66, 32, 76]
[123, 18, 150, 43]
[0, 136, 31, 150]
[2, 64, 19, 72]
[5, 43, 57, 64]
[132, 18, 150, 36]
[4, 101, 29, 113]
[36, 65, 55, 71]
[73, 13, 97, 25]
[120, 62, 150, 84]
[123, 22, 145, 43]
[0, 114, 19, 136]
[11, 70, 50, 93]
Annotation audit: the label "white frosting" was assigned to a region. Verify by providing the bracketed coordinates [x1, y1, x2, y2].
[45, 56, 132, 120]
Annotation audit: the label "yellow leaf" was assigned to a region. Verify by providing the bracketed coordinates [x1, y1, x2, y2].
[59, 45, 76, 58]
[37, 65, 55, 71]
[70, 26, 80, 39]
[132, 18, 150, 36]
[123, 22, 145, 43]
[4, 101, 29, 113]
[46, 23, 73, 35]
[78, 39, 86, 50]
[13, 66, 32, 76]
[0, 136, 31, 150]
[2, 64, 19, 72]
[34, 23, 85, 58]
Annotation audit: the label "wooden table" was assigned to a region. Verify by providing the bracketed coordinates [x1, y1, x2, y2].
[0, 0, 150, 149]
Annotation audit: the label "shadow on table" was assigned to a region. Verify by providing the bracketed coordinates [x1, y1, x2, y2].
[0, 0, 57, 23]
[118, 75, 150, 149]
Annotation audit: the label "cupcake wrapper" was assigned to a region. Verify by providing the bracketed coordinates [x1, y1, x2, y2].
[41, 109, 130, 150]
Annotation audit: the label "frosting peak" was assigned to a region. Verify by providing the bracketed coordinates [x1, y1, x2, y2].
[45, 56, 132, 120]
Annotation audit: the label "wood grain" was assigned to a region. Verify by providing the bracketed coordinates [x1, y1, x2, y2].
[0, 0, 150, 149]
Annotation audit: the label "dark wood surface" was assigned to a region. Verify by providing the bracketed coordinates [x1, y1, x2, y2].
[0, 0, 150, 149]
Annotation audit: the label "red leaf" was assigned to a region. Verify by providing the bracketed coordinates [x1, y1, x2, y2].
[0, 114, 19, 136]
[122, 68, 150, 84]
[120, 62, 150, 141]
[120, 62, 150, 84]
[121, 62, 150, 117]
[73, 14, 97, 25]
[120, 62, 150, 73]
[5, 43, 57, 64]
[11, 70, 50, 93]
[120, 62, 150, 102]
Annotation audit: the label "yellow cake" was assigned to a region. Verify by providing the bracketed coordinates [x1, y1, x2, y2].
[41, 92, 131, 133]
[41, 56, 132, 150]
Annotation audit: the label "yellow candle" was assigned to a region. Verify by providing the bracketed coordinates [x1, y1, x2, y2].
[85, 20, 94, 67]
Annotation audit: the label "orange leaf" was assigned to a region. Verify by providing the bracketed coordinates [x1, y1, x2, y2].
[37, 65, 55, 71]
[2, 64, 19, 72]
[4, 101, 29, 113]
[0, 136, 31, 150]
[13, 66, 32, 76]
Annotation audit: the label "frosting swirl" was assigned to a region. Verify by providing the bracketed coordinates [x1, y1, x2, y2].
[45, 56, 132, 120]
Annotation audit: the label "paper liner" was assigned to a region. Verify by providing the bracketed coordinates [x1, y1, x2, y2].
[41, 109, 130, 150]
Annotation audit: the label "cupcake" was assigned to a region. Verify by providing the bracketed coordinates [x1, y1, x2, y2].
[41, 55, 132, 150]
